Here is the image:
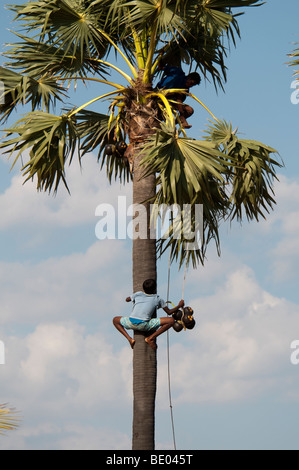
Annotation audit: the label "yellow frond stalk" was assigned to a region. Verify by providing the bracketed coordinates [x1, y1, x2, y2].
[146, 91, 175, 127]
[132, 27, 146, 70]
[69, 88, 126, 118]
[188, 93, 219, 122]
[91, 58, 133, 84]
[95, 27, 138, 79]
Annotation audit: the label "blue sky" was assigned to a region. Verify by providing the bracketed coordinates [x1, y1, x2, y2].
[0, 0, 299, 450]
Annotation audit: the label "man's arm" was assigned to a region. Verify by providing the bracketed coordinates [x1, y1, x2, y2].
[163, 299, 184, 316]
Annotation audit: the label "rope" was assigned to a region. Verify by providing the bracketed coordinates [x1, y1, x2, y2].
[182, 261, 188, 299]
[165, 211, 188, 450]
[165, 258, 189, 450]
[166, 248, 177, 450]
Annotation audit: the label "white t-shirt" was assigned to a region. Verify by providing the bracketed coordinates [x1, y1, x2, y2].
[130, 291, 166, 321]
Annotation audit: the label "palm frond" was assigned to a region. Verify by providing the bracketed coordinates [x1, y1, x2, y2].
[228, 138, 282, 221]
[141, 119, 230, 205]
[205, 119, 283, 221]
[142, 115, 281, 268]
[3, 33, 108, 82]
[9, 0, 111, 61]
[0, 111, 79, 193]
[75, 109, 131, 183]
[0, 66, 67, 122]
[288, 42, 299, 80]
[124, 0, 185, 37]
[140, 118, 231, 267]
[156, 188, 226, 269]
[0, 404, 20, 435]
[153, 0, 263, 89]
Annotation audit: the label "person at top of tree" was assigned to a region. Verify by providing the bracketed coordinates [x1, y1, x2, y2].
[156, 65, 201, 129]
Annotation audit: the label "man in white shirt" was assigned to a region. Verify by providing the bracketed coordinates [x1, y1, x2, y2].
[113, 279, 184, 350]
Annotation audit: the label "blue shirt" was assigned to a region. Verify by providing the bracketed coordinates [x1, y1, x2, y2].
[130, 292, 167, 321]
[156, 66, 186, 90]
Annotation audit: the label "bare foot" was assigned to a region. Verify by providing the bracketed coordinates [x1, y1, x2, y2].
[180, 118, 192, 129]
[129, 339, 136, 349]
[145, 337, 157, 350]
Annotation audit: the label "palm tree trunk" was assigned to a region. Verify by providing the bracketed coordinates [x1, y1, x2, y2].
[132, 146, 157, 450]
[127, 92, 159, 450]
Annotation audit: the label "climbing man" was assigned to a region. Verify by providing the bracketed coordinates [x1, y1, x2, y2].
[113, 278, 184, 350]
[156, 65, 201, 129]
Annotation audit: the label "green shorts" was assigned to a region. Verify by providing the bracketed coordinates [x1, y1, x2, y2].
[120, 317, 161, 332]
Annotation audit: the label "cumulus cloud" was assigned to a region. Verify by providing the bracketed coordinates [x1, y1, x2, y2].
[3, 265, 296, 447]
[270, 203, 299, 281]
[229, 174, 299, 284]
[0, 239, 132, 326]
[157, 266, 299, 406]
[1, 158, 299, 449]
[19, 322, 133, 405]
[0, 321, 133, 449]
[0, 153, 131, 231]
[0, 150, 133, 270]
[1, 262, 299, 449]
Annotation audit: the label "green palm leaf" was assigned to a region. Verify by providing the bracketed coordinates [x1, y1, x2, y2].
[76, 109, 131, 183]
[3, 33, 108, 81]
[0, 0, 280, 272]
[124, 0, 185, 37]
[156, 194, 225, 269]
[1, 111, 79, 193]
[205, 119, 283, 221]
[153, 0, 262, 88]
[140, 119, 231, 267]
[141, 120, 230, 206]
[0, 66, 67, 122]
[228, 138, 281, 221]
[141, 116, 281, 267]
[9, 0, 111, 61]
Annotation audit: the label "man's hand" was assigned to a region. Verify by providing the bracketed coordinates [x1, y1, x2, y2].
[163, 299, 184, 316]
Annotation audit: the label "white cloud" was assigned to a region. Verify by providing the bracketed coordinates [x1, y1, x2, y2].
[266, 175, 299, 282]
[194, 173, 299, 286]
[157, 266, 299, 406]
[1, 159, 299, 449]
[0, 153, 131, 230]
[18, 322, 133, 405]
[58, 425, 131, 450]
[0, 239, 132, 326]
[1, 263, 299, 449]
[0, 320, 133, 449]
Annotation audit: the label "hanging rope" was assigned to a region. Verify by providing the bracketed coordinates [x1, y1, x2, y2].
[166, 248, 177, 450]
[166, 247, 189, 450]
[182, 260, 188, 299]
[165, 207, 189, 450]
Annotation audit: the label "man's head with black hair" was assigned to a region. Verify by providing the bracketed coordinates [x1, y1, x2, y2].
[186, 72, 201, 88]
[143, 279, 157, 295]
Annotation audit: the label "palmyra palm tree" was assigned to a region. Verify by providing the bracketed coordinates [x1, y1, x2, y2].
[0, 0, 282, 450]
